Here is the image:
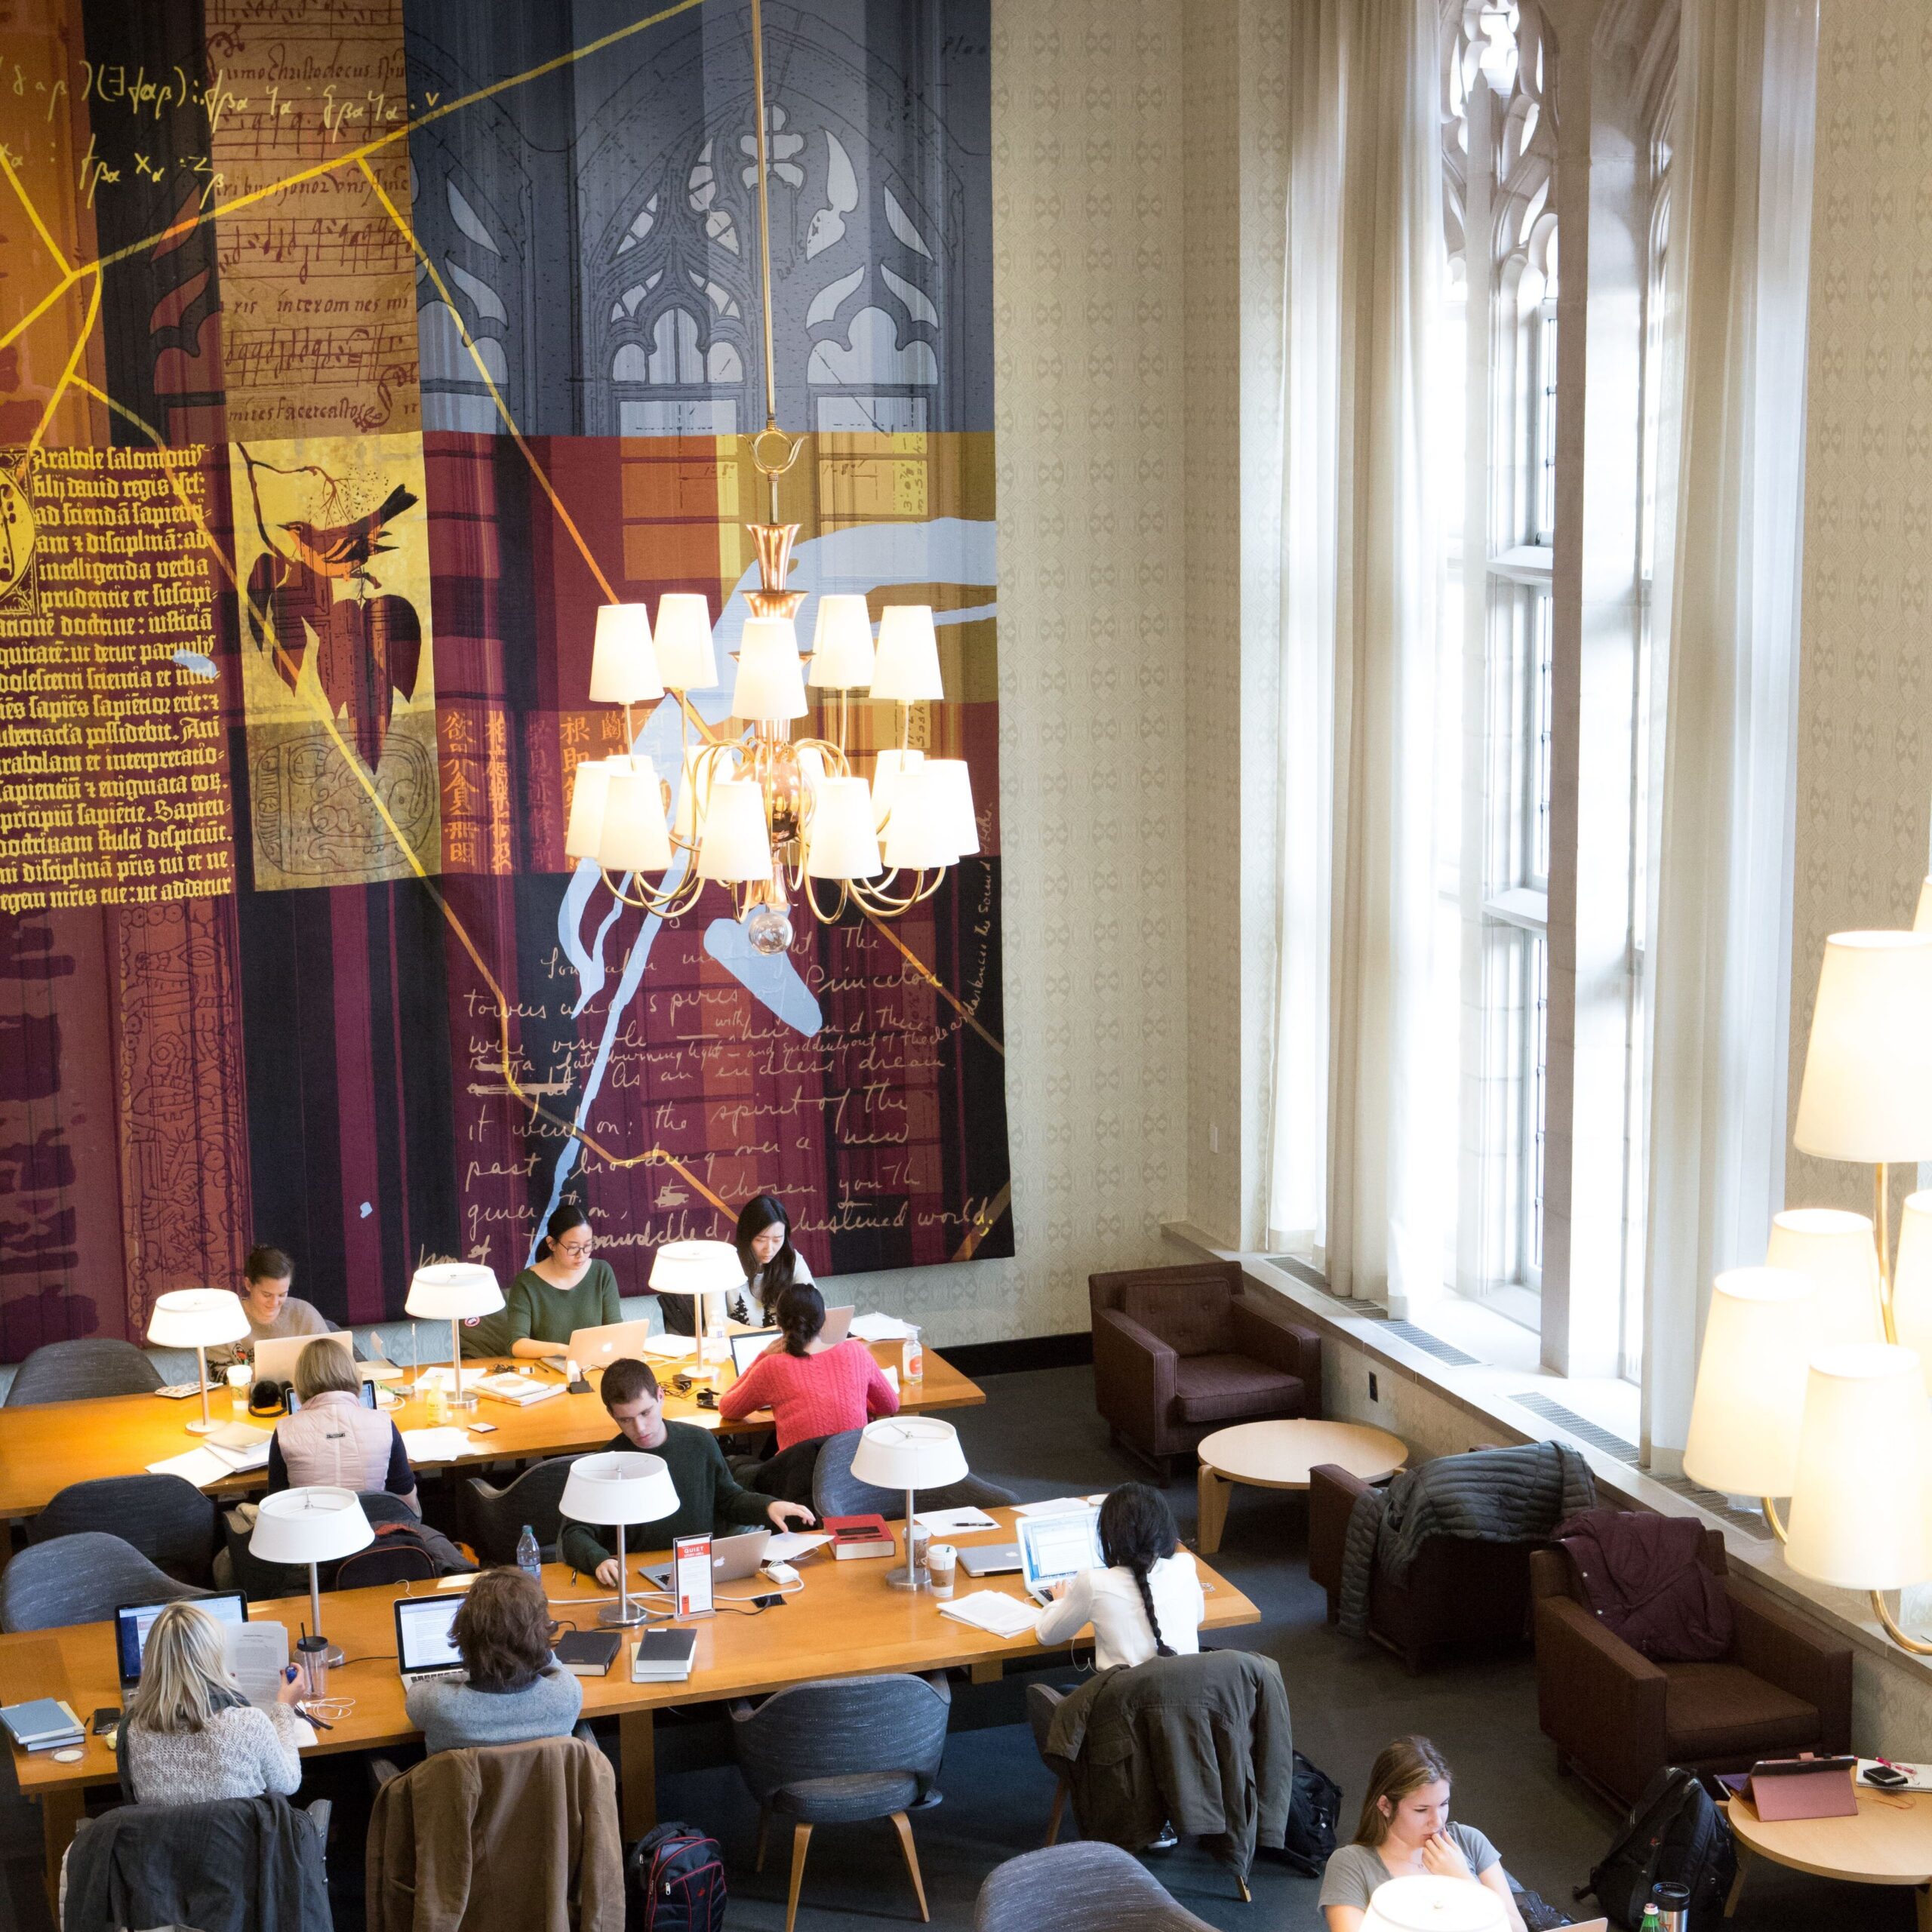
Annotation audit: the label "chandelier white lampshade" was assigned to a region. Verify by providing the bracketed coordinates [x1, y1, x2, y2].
[1891, 1192, 1932, 1391]
[589, 603, 663, 704]
[1785, 1343, 1932, 1590]
[882, 763, 957, 871]
[597, 758, 672, 873]
[924, 758, 980, 857]
[1359, 1875, 1506, 1932]
[1792, 931, 1932, 1161]
[1765, 1209, 1886, 1346]
[808, 593, 877, 688]
[795, 744, 827, 800]
[694, 780, 772, 881]
[565, 757, 620, 862]
[148, 1288, 252, 1434]
[869, 605, 944, 702]
[806, 777, 884, 879]
[871, 746, 924, 829]
[1682, 1267, 1817, 1499]
[652, 592, 717, 691]
[250, 1486, 374, 1666]
[731, 616, 808, 722]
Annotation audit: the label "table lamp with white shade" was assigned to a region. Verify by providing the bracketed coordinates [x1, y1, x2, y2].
[1765, 1208, 1885, 1347]
[405, 1263, 503, 1407]
[1360, 1875, 1505, 1932]
[649, 1239, 742, 1368]
[849, 1416, 969, 1589]
[147, 1288, 251, 1435]
[249, 1486, 374, 1666]
[1783, 1342, 1932, 1654]
[1681, 1266, 1817, 1540]
[558, 1451, 681, 1627]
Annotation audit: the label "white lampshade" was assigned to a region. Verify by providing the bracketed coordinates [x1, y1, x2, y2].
[695, 779, 771, 881]
[248, 1486, 374, 1566]
[849, 1416, 969, 1493]
[1360, 1876, 1506, 1932]
[882, 763, 956, 870]
[653, 593, 717, 691]
[1915, 878, 1932, 932]
[1792, 931, 1932, 1162]
[558, 1451, 680, 1529]
[808, 595, 877, 688]
[648, 1238, 743, 1297]
[871, 747, 924, 829]
[589, 604, 663, 704]
[806, 777, 883, 880]
[597, 757, 672, 872]
[1765, 1208, 1886, 1346]
[795, 745, 826, 801]
[1682, 1267, 1817, 1499]
[405, 1262, 504, 1321]
[1892, 1192, 1932, 1393]
[924, 758, 980, 857]
[148, 1287, 251, 1349]
[869, 605, 943, 702]
[1785, 1343, 1932, 1590]
[731, 617, 808, 722]
[565, 756, 617, 861]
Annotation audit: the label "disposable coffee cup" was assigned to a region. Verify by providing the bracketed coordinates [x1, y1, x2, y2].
[227, 1364, 251, 1414]
[927, 1543, 957, 1598]
[295, 1635, 330, 1701]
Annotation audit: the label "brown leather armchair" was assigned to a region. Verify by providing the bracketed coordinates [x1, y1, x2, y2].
[1531, 1525, 1852, 1805]
[1089, 1262, 1321, 1477]
[1308, 1459, 1537, 1672]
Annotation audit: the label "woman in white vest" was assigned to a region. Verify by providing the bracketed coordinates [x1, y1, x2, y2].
[267, 1339, 420, 1515]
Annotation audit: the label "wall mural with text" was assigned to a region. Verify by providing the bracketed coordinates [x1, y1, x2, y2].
[0, 0, 1008, 1357]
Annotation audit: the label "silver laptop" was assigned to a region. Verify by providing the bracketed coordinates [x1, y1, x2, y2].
[1017, 1508, 1103, 1605]
[394, 1593, 467, 1684]
[640, 1527, 771, 1590]
[727, 1306, 855, 1377]
[253, 1329, 365, 1387]
[959, 1540, 1023, 1577]
[563, 1318, 659, 1372]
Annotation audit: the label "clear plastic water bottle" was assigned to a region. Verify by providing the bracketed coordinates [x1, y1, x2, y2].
[903, 1325, 924, 1386]
[517, 1524, 541, 1585]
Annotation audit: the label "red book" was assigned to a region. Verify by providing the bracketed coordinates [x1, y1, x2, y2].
[824, 1513, 894, 1560]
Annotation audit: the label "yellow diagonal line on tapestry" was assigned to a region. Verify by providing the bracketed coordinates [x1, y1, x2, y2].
[0, 149, 72, 277]
[20, 267, 100, 469]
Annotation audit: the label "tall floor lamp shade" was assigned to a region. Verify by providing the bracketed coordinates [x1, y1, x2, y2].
[249, 1487, 374, 1666]
[848, 1417, 968, 1589]
[147, 1289, 251, 1435]
[405, 1263, 503, 1407]
[1765, 1209, 1885, 1347]
[649, 1239, 742, 1367]
[558, 1452, 680, 1627]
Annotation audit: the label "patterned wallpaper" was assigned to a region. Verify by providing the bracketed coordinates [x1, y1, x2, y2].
[1788, 0, 1932, 1218]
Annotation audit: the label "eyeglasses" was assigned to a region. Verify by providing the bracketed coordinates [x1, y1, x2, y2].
[555, 1241, 594, 1257]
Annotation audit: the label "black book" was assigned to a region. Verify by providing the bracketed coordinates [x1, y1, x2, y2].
[630, 1627, 699, 1681]
[553, 1629, 622, 1677]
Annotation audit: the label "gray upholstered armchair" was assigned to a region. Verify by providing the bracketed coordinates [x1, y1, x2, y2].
[463, 1454, 584, 1564]
[1, 1533, 208, 1632]
[975, 1844, 1218, 1932]
[5, 1338, 162, 1406]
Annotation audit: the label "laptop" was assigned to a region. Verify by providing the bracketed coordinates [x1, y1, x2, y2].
[1017, 1507, 1103, 1605]
[641, 1527, 771, 1590]
[562, 1318, 660, 1374]
[115, 1591, 248, 1688]
[393, 1592, 468, 1684]
[726, 1306, 857, 1377]
[253, 1329, 366, 1387]
[958, 1541, 1023, 1577]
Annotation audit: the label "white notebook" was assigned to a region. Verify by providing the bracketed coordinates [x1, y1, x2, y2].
[936, 1591, 1038, 1639]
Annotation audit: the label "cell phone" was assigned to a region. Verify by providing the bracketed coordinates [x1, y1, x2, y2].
[469, 1420, 498, 1433]
[90, 1707, 120, 1735]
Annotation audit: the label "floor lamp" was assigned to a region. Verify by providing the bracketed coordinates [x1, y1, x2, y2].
[249, 1487, 374, 1667]
[649, 1239, 741, 1371]
[559, 1451, 680, 1627]
[147, 1289, 251, 1435]
[849, 1417, 969, 1590]
[405, 1263, 504, 1408]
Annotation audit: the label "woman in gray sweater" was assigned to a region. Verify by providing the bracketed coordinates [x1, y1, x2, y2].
[404, 1567, 583, 1754]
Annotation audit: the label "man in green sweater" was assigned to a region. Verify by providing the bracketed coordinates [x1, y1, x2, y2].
[558, 1358, 817, 1587]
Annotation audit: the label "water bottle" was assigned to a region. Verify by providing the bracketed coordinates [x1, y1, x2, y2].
[517, 1524, 542, 1585]
[903, 1325, 924, 1386]
[1637, 1907, 1661, 1932]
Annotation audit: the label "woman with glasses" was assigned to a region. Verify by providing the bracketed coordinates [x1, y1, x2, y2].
[474, 1206, 622, 1361]
[404, 1567, 583, 1754]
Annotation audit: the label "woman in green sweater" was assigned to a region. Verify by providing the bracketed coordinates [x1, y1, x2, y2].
[463, 1207, 620, 1359]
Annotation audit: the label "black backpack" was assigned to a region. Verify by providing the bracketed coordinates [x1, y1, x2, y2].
[1577, 1766, 1735, 1929]
[626, 1820, 725, 1932]
[1280, 1749, 1343, 1876]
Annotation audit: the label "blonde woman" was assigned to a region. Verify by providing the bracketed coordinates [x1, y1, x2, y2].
[120, 1601, 312, 1805]
[268, 1337, 419, 1512]
[1319, 1736, 1525, 1932]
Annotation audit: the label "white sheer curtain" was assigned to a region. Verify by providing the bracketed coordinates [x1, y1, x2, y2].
[1268, 0, 1442, 1311]
[1641, 0, 1817, 1469]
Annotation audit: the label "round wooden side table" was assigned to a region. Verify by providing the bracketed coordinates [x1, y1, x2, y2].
[1194, 1417, 1407, 1554]
[1726, 1785, 1932, 1928]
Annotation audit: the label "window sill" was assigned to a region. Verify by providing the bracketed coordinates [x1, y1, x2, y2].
[1487, 544, 1555, 586]
[1484, 886, 1548, 932]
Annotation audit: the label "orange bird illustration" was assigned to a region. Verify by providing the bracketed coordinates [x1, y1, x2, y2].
[280, 483, 418, 582]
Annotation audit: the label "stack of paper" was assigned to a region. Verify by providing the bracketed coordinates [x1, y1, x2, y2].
[764, 1531, 833, 1562]
[850, 1312, 917, 1343]
[1017, 1495, 1107, 1518]
[401, 1426, 482, 1462]
[640, 1334, 698, 1361]
[915, 1505, 1001, 1534]
[937, 1591, 1039, 1639]
[146, 1433, 270, 1488]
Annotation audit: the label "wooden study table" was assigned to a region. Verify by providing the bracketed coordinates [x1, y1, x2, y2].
[0, 1507, 1261, 1898]
[0, 1344, 984, 1519]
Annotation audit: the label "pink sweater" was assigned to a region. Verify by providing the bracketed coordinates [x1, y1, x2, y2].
[718, 1340, 900, 1451]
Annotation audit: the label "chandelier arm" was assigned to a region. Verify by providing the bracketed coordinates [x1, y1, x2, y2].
[1759, 1497, 1787, 1544]
[598, 866, 685, 915]
[1871, 1589, 1932, 1656]
[803, 875, 849, 924]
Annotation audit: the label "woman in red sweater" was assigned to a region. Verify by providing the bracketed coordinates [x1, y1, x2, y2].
[718, 1283, 900, 1450]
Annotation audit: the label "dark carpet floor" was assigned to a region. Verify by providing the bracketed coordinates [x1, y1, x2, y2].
[2, 1364, 1903, 1930]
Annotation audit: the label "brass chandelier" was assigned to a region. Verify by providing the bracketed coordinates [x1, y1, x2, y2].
[562, 0, 975, 957]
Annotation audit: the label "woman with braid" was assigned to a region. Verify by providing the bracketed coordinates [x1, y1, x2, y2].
[1033, 1482, 1204, 1669]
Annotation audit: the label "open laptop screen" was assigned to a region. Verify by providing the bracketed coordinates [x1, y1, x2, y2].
[393, 1594, 465, 1678]
[729, 1329, 780, 1377]
[116, 1592, 247, 1687]
[1019, 1509, 1103, 1591]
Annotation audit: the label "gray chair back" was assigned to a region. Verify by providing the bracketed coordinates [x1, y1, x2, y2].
[812, 1428, 1020, 1521]
[30, 1475, 220, 1586]
[0, 1532, 206, 1632]
[5, 1338, 162, 1406]
[975, 1844, 1218, 1932]
[731, 1672, 948, 1820]
[463, 1454, 584, 1564]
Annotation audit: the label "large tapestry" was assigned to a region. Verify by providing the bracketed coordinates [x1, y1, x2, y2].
[0, 0, 1008, 1355]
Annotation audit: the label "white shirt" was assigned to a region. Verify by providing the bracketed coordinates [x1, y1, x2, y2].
[1033, 1551, 1206, 1670]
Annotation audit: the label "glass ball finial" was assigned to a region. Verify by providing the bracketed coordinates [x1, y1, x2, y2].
[745, 901, 793, 956]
